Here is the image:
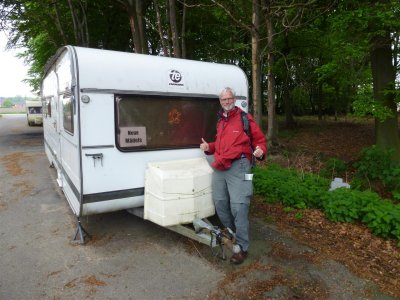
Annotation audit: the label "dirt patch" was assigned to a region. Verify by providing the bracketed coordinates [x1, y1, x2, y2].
[251, 196, 400, 299]
[0, 152, 40, 176]
[278, 118, 375, 164]
[12, 180, 34, 198]
[13, 138, 43, 147]
[210, 260, 330, 300]
[81, 275, 106, 287]
[63, 275, 107, 298]
[47, 270, 62, 278]
[0, 202, 8, 211]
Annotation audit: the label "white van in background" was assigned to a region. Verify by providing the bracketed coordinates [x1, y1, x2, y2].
[26, 100, 43, 126]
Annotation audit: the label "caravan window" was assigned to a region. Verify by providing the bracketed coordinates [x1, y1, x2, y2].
[116, 94, 220, 151]
[28, 106, 42, 114]
[63, 95, 74, 134]
[42, 98, 50, 117]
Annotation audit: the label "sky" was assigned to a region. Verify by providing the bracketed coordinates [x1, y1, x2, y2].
[0, 31, 35, 98]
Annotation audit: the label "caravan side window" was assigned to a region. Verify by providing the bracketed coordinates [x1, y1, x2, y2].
[63, 95, 74, 134]
[115, 94, 220, 151]
[42, 97, 52, 118]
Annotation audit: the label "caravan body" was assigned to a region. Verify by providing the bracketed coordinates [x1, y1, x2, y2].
[26, 100, 43, 126]
[41, 46, 249, 217]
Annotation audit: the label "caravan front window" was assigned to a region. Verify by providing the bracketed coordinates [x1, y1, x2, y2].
[116, 94, 220, 151]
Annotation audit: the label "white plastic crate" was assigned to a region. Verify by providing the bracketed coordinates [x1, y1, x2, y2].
[144, 157, 215, 226]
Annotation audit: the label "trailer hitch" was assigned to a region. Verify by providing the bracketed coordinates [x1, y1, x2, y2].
[193, 218, 241, 260]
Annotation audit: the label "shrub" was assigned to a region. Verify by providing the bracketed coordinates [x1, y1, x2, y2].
[321, 188, 381, 223]
[320, 157, 347, 179]
[254, 164, 400, 245]
[354, 145, 393, 181]
[361, 199, 400, 240]
[353, 145, 400, 198]
[253, 164, 329, 209]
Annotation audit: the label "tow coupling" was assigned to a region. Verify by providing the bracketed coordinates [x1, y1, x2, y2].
[193, 218, 241, 260]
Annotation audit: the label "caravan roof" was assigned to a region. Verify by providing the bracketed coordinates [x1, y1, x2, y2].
[43, 46, 248, 100]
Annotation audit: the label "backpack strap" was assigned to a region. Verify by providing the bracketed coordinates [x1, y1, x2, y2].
[240, 111, 250, 137]
[241, 111, 255, 167]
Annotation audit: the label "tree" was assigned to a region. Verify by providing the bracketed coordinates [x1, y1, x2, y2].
[169, 0, 181, 58]
[326, 0, 400, 160]
[1, 99, 13, 108]
[113, 0, 150, 53]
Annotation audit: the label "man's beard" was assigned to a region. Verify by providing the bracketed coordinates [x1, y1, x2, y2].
[222, 103, 235, 111]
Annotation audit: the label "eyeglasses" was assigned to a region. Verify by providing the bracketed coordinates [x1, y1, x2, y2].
[220, 97, 234, 101]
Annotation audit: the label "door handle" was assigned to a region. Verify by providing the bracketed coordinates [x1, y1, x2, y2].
[85, 153, 103, 167]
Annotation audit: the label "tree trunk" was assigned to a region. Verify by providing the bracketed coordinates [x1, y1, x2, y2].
[266, 15, 278, 147]
[181, 0, 187, 59]
[126, 1, 142, 53]
[67, 0, 80, 45]
[317, 82, 323, 120]
[169, 0, 181, 58]
[370, 33, 400, 160]
[165, 1, 173, 55]
[136, 0, 148, 54]
[52, 3, 68, 45]
[251, 0, 262, 125]
[282, 35, 295, 128]
[154, 0, 169, 56]
[283, 76, 296, 128]
[67, 0, 89, 47]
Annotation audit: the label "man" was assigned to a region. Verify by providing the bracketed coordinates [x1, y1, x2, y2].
[200, 87, 267, 264]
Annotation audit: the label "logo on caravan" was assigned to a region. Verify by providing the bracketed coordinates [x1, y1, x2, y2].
[169, 69, 184, 86]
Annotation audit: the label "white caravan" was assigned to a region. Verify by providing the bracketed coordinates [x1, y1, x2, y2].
[26, 100, 43, 126]
[41, 46, 248, 241]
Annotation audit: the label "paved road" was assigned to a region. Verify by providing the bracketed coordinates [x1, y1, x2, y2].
[0, 114, 223, 299]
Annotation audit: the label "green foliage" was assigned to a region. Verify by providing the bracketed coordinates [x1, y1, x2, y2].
[254, 164, 400, 245]
[295, 212, 304, 220]
[353, 145, 400, 196]
[320, 158, 347, 179]
[321, 188, 400, 243]
[253, 164, 330, 209]
[361, 198, 400, 240]
[321, 188, 379, 223]
[1, 99, 13, 108]
[354, 146, 393, 180]
[352, 84, 394, 121]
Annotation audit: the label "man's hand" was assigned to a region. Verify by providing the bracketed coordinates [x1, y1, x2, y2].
[200, 138, 209, 151]
[253, 145, 263, 158]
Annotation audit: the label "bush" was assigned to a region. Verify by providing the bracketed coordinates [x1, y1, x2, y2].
[320, 157, 347, 179]
[254, 164, 400, 245]
[361, 199, 400, 239]
[354, 145, 393, 181]
[321, 188, 381, 223]
[353, 145, 400, 199]
[253, 164, 329, 209]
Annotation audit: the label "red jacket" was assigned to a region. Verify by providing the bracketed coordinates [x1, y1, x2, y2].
[206, 107, 267, 170]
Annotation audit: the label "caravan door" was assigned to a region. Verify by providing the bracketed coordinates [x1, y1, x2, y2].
[56, 49, 81, 215]
[42, 70, 61, 169]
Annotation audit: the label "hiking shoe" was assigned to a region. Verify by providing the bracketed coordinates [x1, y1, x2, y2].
[230, 250, 248, 264]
